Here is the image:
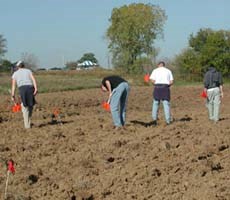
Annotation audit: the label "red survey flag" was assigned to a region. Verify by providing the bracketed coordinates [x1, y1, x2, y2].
[7, 160, 15, 174]
[201, 90, 207, 98]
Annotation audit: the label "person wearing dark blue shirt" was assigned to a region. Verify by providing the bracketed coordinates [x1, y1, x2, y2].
[203, 65, 223, 122]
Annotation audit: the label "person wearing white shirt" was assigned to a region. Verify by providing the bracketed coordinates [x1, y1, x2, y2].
[149, 61, 173, 125]
[11, 61, 38, 129]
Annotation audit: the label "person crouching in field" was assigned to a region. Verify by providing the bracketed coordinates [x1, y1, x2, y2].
[11, 61, 38, 129]
[203, 65, 223, 123]
[101, 76, 130, 129]
[150, 61, 174, 126]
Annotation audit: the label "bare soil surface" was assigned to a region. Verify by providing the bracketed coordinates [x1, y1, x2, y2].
[0, 86, 229, 200]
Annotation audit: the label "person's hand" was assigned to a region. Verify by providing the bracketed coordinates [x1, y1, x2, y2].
[33, 88, 38, 96]
[11, 95, 15, 102]
[220, 92, 224, 98]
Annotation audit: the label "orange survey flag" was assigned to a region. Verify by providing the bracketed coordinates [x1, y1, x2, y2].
[102, 102, 110, 111]
[12, 103, 21, 113]
[53, 108, 60, 117]
[144, 74, 150, 83]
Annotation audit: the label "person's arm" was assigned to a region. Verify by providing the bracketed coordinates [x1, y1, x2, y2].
[169, 70, 174, 86]
[219, 72, 223, 98]
[105, 80, 112, 103]
[220, 85, 223, 98]
[149, 71, 156, 85]
[150, 79, 155, 84]
[204, 72, 209, 89]
[30, 73, 38, 95]
[11, 79, 16, 102]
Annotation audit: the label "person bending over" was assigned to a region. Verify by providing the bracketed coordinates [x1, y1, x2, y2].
[101, 75, 130, 129]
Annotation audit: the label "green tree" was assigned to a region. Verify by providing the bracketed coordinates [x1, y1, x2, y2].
[78, 53, 98, 64]
[189, 28, 212, 52]
[106, 3, 167, 73]
[0, 34, 7, 59]
[174, 48, 201, 73]
[0, 59, 12, 72]
[175, 28, 230, 77]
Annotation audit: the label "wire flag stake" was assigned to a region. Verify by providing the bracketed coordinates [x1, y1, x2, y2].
[5, 159, 15, 200]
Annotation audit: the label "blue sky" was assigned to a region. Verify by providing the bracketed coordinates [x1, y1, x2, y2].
[1, 0, 229, 68]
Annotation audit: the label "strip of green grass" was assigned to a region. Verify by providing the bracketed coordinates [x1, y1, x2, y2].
[1, 69, 227, 95]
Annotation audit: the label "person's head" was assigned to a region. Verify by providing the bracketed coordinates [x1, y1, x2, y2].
[16, 61, 25, 68]
[157, 61, 165, 67]
[101, 84, 108, 92]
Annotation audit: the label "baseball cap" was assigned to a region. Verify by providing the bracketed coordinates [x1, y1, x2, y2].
[16, 60, 23, 67]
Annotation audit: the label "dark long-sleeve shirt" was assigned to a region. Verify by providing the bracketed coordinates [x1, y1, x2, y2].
[102, 76, 127, 91]
[204, 67, 223, 89]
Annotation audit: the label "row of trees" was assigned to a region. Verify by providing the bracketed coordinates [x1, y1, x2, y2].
[107, 3, 230, 77]
[0, 34, 99, 71]
[0, 35, 41, 71]
[174, 28, 230, 77]
[1, 3, 229, 76]
[0, 35, 40, 72]
[0, 52, 39, 72]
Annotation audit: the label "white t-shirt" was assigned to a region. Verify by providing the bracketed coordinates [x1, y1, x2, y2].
[150, 66, 173, 85]
[12, 68, 33, 88]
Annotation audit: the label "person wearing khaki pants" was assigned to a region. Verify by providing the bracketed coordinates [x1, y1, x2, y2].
[203, 65, 223, 123]
[21, 104, 33, 129]
[11, 61, 38, 129]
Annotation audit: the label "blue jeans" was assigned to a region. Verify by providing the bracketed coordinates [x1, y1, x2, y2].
[152, 100, 171, 124]
[110, 82, 129, 127]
